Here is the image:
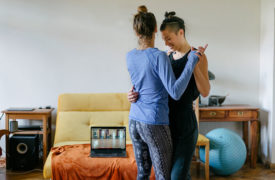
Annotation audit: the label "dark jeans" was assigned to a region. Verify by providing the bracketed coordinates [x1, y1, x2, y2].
[170, 110, 198, 180]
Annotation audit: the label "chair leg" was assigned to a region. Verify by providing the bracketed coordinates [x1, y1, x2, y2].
[196, 146, 200, 173]
[205, 143, 209, 180]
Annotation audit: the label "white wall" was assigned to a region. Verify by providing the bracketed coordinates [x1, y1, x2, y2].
[259, 0, 275, 164]
[0, 0, 262, 159]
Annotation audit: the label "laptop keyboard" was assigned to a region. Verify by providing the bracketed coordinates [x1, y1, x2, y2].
[90, 151, 126, 157]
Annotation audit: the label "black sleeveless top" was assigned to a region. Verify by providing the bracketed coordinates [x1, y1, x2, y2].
[168, 51, 199, 139]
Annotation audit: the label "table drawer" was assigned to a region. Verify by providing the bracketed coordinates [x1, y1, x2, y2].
[200, 111, 225, 118]
[228, 110, 254, 118]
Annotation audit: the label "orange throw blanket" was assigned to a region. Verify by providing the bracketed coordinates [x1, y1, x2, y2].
[51, 144, 155, 180]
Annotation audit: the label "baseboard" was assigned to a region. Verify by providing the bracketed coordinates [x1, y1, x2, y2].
[263, 160, 275, 169]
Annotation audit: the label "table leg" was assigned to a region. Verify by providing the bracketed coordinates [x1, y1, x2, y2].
[242, 121, 249, 163]
[43, 115, 48, 164]
[250, 120, 258, 168]
[48, 116, 52, 151]
[5, 115, 10, 169]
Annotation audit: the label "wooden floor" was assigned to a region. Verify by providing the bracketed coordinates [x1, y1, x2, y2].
[190, 163, 275, 180]
[0, 163, 274, 180]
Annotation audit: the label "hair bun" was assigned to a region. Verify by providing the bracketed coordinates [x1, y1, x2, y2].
[138, 5, 148, 13]
[165, 11, 176, 19]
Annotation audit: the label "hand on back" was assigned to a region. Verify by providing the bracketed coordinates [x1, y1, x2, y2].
[128, 86, 139, 103]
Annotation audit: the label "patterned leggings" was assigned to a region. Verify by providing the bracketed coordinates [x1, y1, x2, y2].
[129, 119, 173, 180]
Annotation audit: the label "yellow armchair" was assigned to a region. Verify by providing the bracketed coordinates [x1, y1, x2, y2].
[43, 93, 131, 178]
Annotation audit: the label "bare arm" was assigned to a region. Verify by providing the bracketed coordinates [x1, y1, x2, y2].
[193, 45, 210, 97]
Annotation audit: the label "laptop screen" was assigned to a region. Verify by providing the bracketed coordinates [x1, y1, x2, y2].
[91, 127, 126, 150]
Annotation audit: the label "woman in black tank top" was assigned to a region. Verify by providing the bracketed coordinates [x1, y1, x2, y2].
[128, 12, 210, 180]
[160, 12, 210, 180]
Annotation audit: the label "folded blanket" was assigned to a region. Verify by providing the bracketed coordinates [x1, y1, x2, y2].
[51, 144, 155, 180]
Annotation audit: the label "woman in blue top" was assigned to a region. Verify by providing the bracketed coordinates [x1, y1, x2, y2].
[129, 11, 210, 180]
[127, 6, 200, 180]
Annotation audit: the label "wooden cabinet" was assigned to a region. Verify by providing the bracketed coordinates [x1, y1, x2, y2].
[199, 105, 259, 168]
[2, 109, 54, 165]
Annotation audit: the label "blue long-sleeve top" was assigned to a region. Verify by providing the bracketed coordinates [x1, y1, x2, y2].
[126, 48, 198, 125]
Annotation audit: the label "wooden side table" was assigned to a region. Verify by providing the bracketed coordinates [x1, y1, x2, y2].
[199, 105, 259, 168]
[1, 108, 54, 165]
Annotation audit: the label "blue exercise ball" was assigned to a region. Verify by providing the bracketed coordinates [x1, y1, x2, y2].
[199, 128, 247, 176]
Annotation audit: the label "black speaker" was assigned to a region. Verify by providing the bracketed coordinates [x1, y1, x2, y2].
[9, 135, 39, 170]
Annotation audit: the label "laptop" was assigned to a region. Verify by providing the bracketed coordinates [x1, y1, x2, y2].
[90, 126, 126, 157]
